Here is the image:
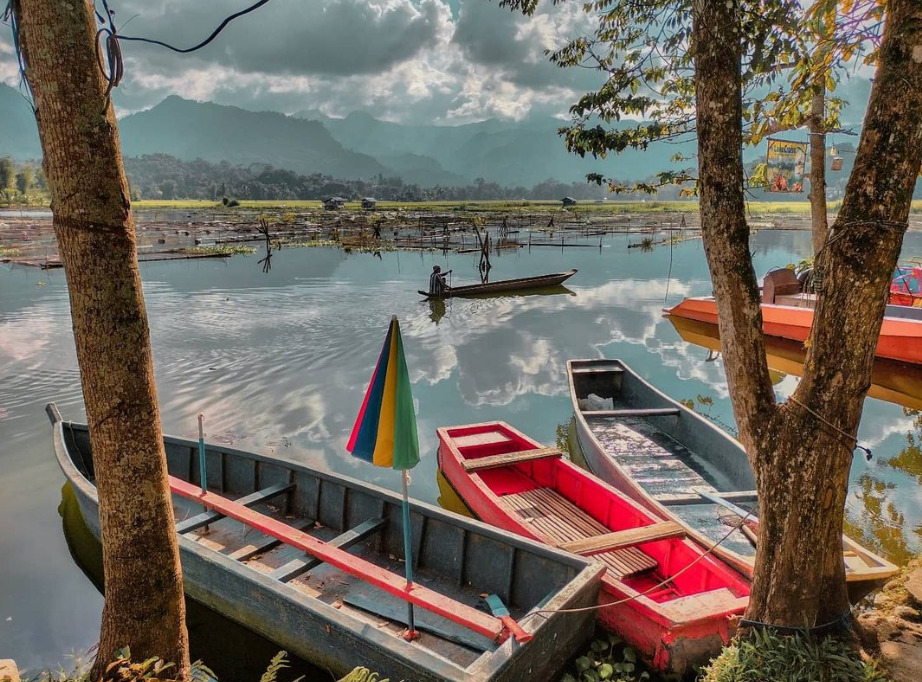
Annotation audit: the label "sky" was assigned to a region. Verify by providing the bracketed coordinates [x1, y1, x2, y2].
[0, 0, 606, 123]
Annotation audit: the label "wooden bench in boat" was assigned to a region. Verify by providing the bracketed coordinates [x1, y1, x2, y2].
[571, 365, 624, 375]
[176, 482, 295, 533]
[559, 521, 685, 556]
[499, 487, 659, 579]
[168, 475, 518, 643]
[583, 408, 681, 418]
[270, 517, 387, 582]
[462, 447, 562, 472]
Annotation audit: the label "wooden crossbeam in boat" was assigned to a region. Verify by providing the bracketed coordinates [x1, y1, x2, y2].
[583, 408, 680, 418]
[655, 490, 758, 507]
[462, 447, 561, 472]
[169, 476, 512, 643]
[176, 482, 294, 534]
[269, 517, 387, 583]
[227, 519, 314, 561]
[558, 521, 685, 556]
[571, 366, 624, 374]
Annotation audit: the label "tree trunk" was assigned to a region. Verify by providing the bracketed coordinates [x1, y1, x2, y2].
[808, 80, 828, 255]
[14, 1, 190, 676]
[694, 0, 922, 626]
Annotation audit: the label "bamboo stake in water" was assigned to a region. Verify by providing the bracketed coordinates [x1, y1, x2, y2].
[402, 469, 418, 639]
[198, 413, 208, 494]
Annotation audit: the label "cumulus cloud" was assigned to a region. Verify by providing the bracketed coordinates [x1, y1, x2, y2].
[0, 0, 606, 123]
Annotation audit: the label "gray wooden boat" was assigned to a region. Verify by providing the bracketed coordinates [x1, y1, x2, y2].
[418, 269, 577, 299]
[48, 404, 603, 682]
[566, 359, 898, 602]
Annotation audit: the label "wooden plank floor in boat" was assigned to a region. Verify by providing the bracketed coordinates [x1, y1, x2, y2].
[171, 495, 497, 666]
[499, 487, 658, 580]
[584, 416, 756, 557]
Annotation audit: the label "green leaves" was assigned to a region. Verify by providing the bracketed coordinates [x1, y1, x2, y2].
[558, 638, 649, 682]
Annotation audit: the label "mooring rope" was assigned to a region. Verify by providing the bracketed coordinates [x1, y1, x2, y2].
[787, 397, 873, 461]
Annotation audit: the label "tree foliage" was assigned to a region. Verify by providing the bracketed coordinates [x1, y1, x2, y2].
[498, 0, 886, 193]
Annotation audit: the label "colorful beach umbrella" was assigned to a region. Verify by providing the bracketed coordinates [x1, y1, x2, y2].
[347, 315, 421, 638]
[347, 316, 420, 470]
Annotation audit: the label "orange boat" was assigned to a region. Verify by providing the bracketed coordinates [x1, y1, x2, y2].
[666, 269, 922, 366]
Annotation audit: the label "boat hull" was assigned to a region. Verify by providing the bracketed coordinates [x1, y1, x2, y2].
[666, 296, 922, 366]
[419, 269, 577, 299]
[566, 359, 899, 603]
[437, 422, 749, 675]
[50, 406, 602, 682]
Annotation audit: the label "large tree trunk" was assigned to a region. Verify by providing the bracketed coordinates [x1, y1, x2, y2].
[694, 0, 922, 626]
[808, 80, 828, 255]
[14, 0, 191, 676]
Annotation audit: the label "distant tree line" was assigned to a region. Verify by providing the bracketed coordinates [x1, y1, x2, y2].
[0, 157, 45, 203]
[122, 154, 647, 202]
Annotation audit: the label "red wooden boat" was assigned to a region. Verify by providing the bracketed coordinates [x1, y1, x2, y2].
[666, 269, 922, 366]
[437, 421, 750, 675]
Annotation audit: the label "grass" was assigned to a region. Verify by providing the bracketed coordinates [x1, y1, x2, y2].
[698, 629, 889, 682]
[178, 245, 257, 256]
[0, 246, 23, 258]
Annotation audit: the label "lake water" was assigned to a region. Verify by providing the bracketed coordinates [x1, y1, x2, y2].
[3, 228, 922, 673]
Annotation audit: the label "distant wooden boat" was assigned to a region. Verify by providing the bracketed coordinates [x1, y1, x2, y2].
[566, 359, 899, 602]
[438, 421, 751, 675]
[49, 404, 603, 682]
[666, 315, 922, 412]
[418, 269, 577, 299]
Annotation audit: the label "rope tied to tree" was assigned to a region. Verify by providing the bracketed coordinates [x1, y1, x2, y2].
[787, 396, 872, 461]
[739, 609, 853, 636]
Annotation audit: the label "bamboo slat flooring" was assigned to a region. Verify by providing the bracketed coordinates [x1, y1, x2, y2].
[500, 487, 658, 579]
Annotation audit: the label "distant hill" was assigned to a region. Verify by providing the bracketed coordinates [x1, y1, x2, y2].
[118, 96, 389, 180]
[298, 109, 692, 187]
[0, 83, 41, 159]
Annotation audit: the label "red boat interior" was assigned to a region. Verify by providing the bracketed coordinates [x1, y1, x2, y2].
[441, 423, 750, 606]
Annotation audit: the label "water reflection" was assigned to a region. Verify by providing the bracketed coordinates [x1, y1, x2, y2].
[5, 230, 922, 668]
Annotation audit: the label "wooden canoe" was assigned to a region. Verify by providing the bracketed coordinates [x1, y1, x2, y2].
[566, 359, 899, 601]
[437, 421, 751, 675]
[665, 295, 922, 366]
[48, 404, 604, 682]
[418, 269, 577, 299]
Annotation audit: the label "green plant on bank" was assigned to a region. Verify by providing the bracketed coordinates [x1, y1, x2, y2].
[337, 668, 389, 682]
[0, 246, 22, 258]
[24, 650, 310, 682]
[698, 629, 889, 682]
[560, 633, 651, 682]
[179, 245, 257, 256]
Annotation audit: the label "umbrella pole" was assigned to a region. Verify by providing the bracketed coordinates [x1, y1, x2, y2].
[402, 469, 419, 640]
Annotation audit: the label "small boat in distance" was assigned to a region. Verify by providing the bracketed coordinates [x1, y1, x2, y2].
[665, 268, 922, 366]
[49, 404, 603, 682]
[566, 359, 899, 601]
[438, 421, 751, 675]
[418, 269, 577, 299]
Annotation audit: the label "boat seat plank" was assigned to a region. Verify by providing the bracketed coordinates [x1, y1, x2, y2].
[168, 476, 508, 642]
[655, 490, 758, 507]
[558, 521, 685, 555]
[462, 447, 562, 472]
[584, 408, 681, 418]
[452, 432, 513, 449]
[176, 482, 294, 534]
[499, 487, 658, 579]
[226, 519, 314, 561]
[269, 517, 387, 583]
[571, 366, 624, 375]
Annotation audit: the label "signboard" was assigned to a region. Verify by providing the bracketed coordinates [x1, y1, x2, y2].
[766, 138, 807, 193]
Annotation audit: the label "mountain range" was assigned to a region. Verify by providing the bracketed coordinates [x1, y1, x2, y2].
[0, 84, 688, 187]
